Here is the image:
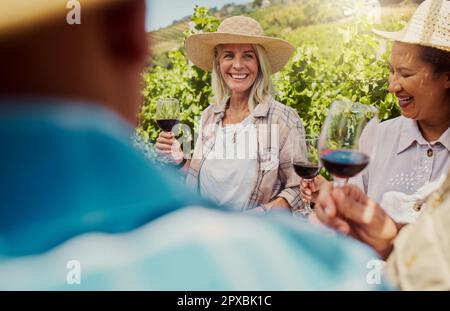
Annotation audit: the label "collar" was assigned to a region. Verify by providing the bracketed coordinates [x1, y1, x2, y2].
[213, 95, 272, 118]
[397, 117, 450, 154]
[437, 126, 450, 151]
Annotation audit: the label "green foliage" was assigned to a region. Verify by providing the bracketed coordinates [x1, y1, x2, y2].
[186, 5, 221, 36]
[276, 17, 400, 136]
[138, 4, 405, 161]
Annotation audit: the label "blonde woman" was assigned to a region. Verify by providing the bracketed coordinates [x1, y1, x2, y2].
[156, 16, 306, 213]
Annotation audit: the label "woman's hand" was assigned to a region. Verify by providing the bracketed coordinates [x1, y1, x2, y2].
[300, 175, 327, 204]
[314, 182, 398, 259]
[155, 132, 184, 165]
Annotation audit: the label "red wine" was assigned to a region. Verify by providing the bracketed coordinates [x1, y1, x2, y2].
[293, 162, 321, 179]
[156, 119, 179, 132]
[320, 149, 369, 178]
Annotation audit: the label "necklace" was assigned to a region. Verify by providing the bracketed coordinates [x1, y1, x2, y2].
[224, 102, 251, 144]
[231, 115, 253, 144]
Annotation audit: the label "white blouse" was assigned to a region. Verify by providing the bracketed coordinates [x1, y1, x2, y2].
[350, 116, 450, 223]
[199, 115, 258, 210]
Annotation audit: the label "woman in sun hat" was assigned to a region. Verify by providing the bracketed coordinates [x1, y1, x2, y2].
[156, 16, 306, 214]
[302, 0, 450, 225]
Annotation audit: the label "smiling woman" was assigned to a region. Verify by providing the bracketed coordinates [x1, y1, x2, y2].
[301, 0, 450, 225]
[155, 16, 307, 214]
[388, 42, 450, 139]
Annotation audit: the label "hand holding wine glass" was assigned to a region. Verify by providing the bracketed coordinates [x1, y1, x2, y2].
[292, 135, 321, 217]
[155, 98, 183, 164]
[300, 174, 326, 205]
[319, 100, 378, 187]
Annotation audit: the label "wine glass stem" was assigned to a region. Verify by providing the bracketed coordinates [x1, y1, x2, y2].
[304, 201, 313, 213]
[304, 178, 314, 213]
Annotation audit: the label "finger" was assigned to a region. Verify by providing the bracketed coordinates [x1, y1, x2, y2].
[155, 142, 173, 152]
[301, 194, 312, 202]
[331, 187, 375, 225]
[159, 131, 174, 139]
[329, 217, 352, 235]
[301, 181, 310, 189]
[314, 175, 326, 187]
[314, 202, 332, 225]
[316, 181, 336, 219]
[156, 137, 176, 145]
[341, 184, 367, 204]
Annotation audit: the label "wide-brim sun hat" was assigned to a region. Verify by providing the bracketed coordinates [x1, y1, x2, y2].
[0, 0, 125, 40]
[185, 15, 295, 74]
[372, 0, 450, 52]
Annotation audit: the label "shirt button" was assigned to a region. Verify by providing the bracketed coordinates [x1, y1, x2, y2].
[412, 201, 422, 212]
[427, 148, 433, 157]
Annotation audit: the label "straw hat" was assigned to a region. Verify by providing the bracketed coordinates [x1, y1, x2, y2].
[0, 0, 124, 40]
[185, 16, 295, 73]
[372, 0, 450, 52]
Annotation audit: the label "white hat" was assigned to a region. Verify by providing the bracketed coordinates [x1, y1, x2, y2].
[372, 0, 450, 52]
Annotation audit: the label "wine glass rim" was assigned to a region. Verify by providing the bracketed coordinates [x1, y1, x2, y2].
[157, 98, 179, 104]
[331, 100, 379, 114]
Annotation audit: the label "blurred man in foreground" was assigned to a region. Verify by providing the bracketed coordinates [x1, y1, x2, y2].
[0, 0, 384, 290]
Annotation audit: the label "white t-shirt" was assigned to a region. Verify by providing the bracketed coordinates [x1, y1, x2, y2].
[350, 116, 450, 223]
[199, 115, 258, 210]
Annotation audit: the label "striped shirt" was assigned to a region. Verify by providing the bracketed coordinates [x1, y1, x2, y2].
[186, 96, 306, 212]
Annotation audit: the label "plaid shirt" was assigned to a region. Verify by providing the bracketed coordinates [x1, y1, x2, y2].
[186, 96, 306, 212]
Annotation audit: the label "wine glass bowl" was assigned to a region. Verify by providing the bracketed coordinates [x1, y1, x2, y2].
[319, 100, 378, 186]
[156, 98, 180, 132]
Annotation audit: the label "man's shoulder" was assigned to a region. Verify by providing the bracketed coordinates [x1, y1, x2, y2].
[0, 207, 386, 290]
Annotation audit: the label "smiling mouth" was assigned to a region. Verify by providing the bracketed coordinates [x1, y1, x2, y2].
[229, 74, 249, 80]
[398, 96, 414, 108]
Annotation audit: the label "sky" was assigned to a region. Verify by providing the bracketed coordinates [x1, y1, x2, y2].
[146, 0, 252, 31]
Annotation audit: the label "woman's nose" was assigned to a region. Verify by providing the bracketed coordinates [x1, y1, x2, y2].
[388, 74, 402, 93]
[232, 58, 243, 70]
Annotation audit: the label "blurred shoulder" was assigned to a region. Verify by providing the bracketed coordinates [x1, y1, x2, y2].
[0, 206, 387, 290]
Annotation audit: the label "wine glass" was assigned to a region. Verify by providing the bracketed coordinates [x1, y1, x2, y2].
[292, 135, 321, 217]
[319, 100, 378, 187]
[156, 98, 180, 133]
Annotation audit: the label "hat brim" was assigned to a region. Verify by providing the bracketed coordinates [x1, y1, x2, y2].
[0, 0, 124, 40]
[185, 32, 295, 73]
[372, 28, 450, 52]
[372, 28, 407, 41]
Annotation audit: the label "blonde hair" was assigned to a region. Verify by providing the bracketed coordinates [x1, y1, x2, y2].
[211, 44, 273, 111]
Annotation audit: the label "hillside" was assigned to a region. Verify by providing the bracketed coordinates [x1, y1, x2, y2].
[147, 0, 346, 58]
[147, 0, 417, 61]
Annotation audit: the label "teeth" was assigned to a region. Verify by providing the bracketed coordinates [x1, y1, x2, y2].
[398, 96, 413, 103]
[231, 74, 248, 79]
